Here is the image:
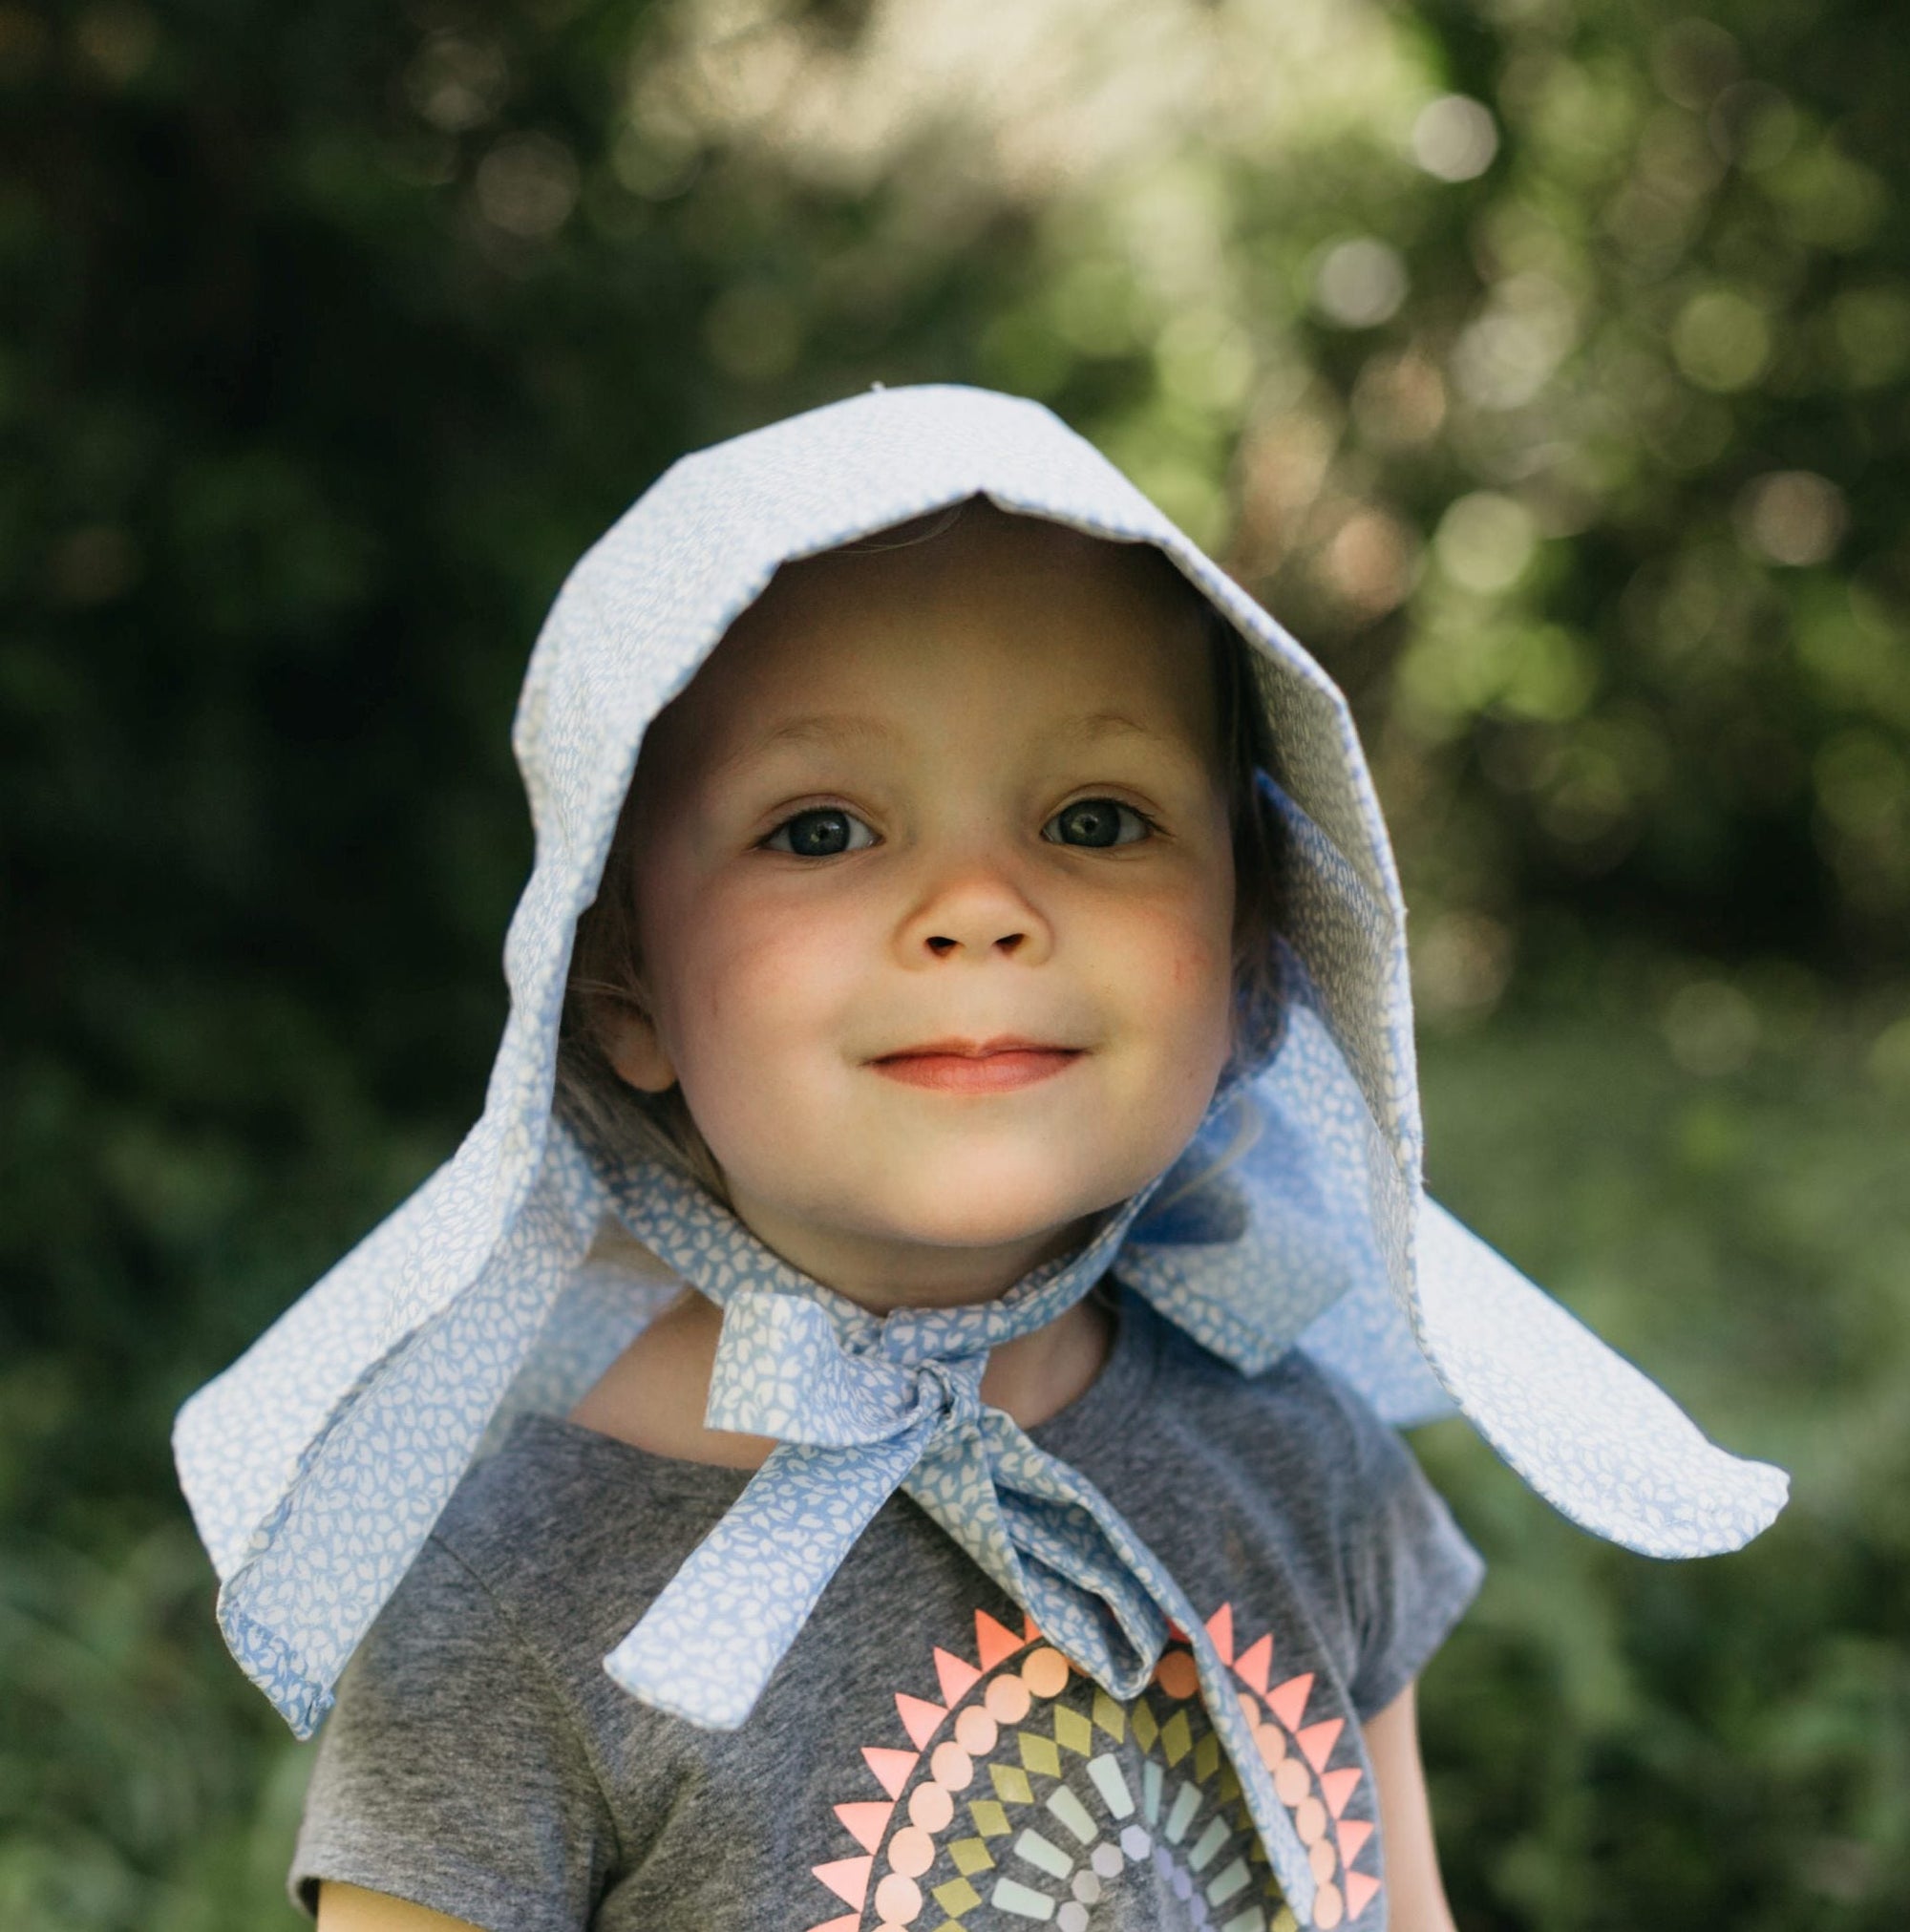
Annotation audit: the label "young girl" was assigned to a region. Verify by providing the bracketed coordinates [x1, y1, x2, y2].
[173, 385, 1787, 1932]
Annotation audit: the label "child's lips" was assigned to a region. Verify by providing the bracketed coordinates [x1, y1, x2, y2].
[870, 1039, 1085, 1093]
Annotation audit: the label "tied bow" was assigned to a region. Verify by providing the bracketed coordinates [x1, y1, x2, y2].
[594, 1139, 1322, 1916]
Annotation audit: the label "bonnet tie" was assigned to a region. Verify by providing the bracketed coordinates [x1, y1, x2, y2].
[595, 1151, 1321, 1918]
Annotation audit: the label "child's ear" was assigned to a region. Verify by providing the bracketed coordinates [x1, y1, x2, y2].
[598, 1000, 678, 1093]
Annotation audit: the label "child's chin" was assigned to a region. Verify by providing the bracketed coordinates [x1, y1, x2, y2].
[870, 1172, 1137, 1252]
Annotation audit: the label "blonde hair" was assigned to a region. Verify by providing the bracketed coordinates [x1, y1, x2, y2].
[554, 509, 1287, 1203]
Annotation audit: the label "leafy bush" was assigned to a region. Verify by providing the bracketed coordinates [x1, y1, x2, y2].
[4, 0, 1906, 1924]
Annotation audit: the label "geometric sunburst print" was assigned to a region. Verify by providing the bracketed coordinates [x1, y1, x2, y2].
[805, 1600, 1382, 1932]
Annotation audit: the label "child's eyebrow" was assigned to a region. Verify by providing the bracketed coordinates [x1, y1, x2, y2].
[726, 709, 1174, 769]
[1060, 711, 1170, 745]
[744, 712, 900, 755]
[703, 709, 1207, 796]
[703, 712, 891, 785]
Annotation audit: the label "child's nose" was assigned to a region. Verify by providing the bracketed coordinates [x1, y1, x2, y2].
[925, 928, 1022, 959]
[898, 864, 1054, 967]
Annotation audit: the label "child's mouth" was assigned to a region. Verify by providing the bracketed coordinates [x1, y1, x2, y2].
[870, 1038, 1084, 1093]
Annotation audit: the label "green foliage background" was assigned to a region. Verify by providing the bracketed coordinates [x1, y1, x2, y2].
[2, 0, 1906, 1924]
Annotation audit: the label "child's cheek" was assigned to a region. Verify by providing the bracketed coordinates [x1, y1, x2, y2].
[1145, 903, 1239, 1086]
[681, 883, 858, 1052]
[1171, 945, 1217, 991]
[1119, 888, 1233, 1009]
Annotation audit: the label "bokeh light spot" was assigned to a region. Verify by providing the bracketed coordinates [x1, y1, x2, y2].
[1413, 913, 1516, 1021]
[1320, 507, 1420, 620]
[475, 132, 580, 239]
[1670, 287, 1772, 393]
[1411, 95, 1498, 181]
[1735, 472, 1845, 567]
[407, 32, 509, 135]
[1830, 287, 1910, 389]
[1663, 981, 1759, 1076]
[1708, 80, 1798, 171]
[1434, 493, 1538, 595]
[1313, 239, 1408, 329]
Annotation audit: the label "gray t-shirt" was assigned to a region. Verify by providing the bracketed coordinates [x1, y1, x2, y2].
[290, 1290, 1481, 1932]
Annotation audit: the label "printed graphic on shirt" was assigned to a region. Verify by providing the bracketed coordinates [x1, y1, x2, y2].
[804, 1600, 1381, 1932]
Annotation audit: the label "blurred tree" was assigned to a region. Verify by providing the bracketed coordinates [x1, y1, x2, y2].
[2, 0, 1905, 1925]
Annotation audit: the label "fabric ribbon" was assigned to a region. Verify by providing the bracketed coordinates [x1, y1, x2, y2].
[592, 1115, 1320, 1917]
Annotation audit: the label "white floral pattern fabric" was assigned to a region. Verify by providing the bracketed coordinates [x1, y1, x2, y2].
[171, 387, 1788, 1846]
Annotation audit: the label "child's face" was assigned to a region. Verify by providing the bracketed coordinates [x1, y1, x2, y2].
[605, 507, 1238, 1305]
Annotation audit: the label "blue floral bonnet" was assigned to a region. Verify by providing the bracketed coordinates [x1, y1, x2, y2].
[172, 387, 1783, 1902]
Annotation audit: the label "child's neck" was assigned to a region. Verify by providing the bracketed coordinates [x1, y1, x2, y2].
[567, 1287, 1116, 1471]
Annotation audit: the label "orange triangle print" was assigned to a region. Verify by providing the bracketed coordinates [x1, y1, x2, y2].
[1346, 1869, 1383, 1920]
[935, 1646, 982, 1707]
[894, 1692, 946, 1750]
[1022, 1611, 1042, 1644]
[801, 1919, 861, 1932]
[861, 1745, 918, 1798]
[1298, 1717, 1345, 1772]
[833, 1799, 894, 1853]
[974, 1609, 1024, 1671]
[1321, 1767, 1362, 1817]
[811, 1856, 873, 1910]
[1336, 1817, 1373, 1865]
[1265, 1671, 1314, 1730]
[1204, 1603, 1236, 1665]
[1233, 1631, 1273, 1694]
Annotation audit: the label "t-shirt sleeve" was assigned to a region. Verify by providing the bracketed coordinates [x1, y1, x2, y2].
[1328, 1385, 1486, 1722]
[287, 1535, 619, 1931]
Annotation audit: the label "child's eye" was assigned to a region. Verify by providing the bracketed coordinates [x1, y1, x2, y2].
[760, 807, 879, 857]
[1042, 798, 1156, 849]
